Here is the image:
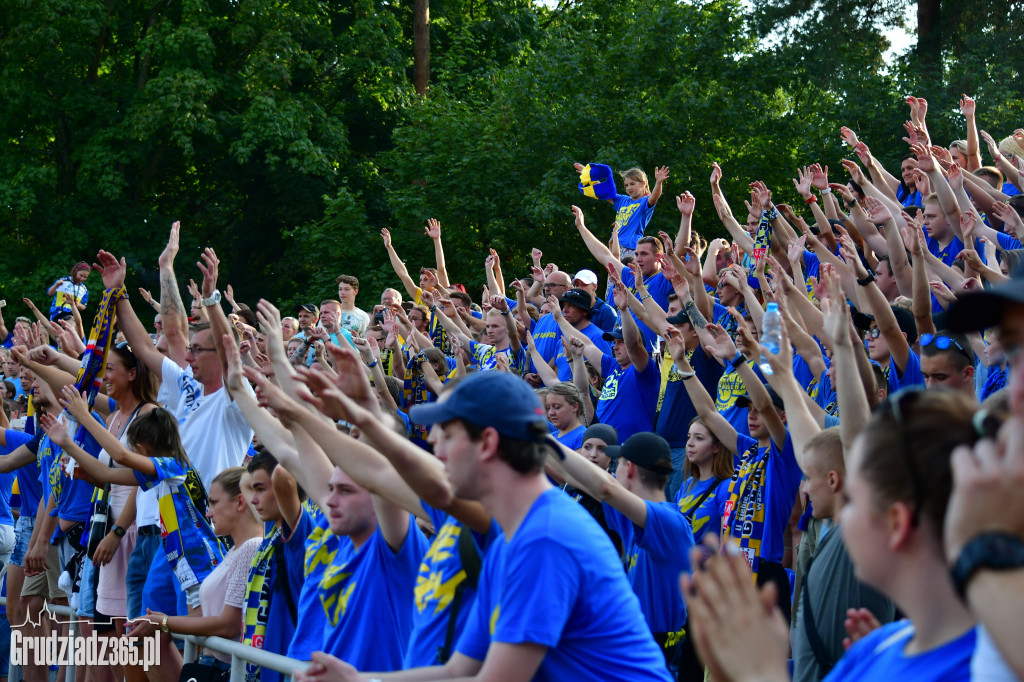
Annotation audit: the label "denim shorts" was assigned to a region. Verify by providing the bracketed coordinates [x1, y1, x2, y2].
[9, 514, 35, 568]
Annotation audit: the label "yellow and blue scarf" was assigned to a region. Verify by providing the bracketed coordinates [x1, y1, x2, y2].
[578, 163, 618, 201]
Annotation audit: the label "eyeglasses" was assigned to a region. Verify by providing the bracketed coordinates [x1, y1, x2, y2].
[542, 284, 567, 291]
[886, 387, 927, 528]
[920, 333, 972, 361]
[863, 328, 881, 340]
[186, 345, 217, 355]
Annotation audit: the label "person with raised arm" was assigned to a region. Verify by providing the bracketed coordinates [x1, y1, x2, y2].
[574, 162, 669, 259]
[548, 431, 694, 677]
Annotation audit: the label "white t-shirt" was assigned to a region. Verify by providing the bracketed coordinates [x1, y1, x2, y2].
[339, 308, 370, 336]
[158, 356, 255, 490]
[199, 536, 262, 663]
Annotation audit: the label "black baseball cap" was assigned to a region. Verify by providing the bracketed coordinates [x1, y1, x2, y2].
[735, 384, 785, 412]
[947, 263, 1024, 332]
[297, 303, 318, 315]
[666, 310, 691, 327]
[559, 288, 592, 312]
[605, 432, 673, 475]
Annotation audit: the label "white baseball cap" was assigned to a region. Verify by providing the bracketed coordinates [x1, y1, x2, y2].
[573, 269, 598, 286]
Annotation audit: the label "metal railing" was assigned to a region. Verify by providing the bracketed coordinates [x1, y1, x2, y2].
[0, 599, 309, 682]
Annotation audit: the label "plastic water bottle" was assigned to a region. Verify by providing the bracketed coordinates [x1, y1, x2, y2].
[759, 302, 781, 375]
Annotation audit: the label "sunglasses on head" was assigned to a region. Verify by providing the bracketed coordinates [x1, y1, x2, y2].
[919, 333, 971, 361]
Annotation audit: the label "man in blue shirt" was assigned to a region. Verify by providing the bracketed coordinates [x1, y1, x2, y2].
[296, 372, 671, 681]
[549, 288, 612, 381]
[572, 269, 619, 332]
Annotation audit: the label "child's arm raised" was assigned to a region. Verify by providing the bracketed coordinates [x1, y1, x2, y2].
[648, 165, 670, 207]
[37, 413, 142, 485]
[58, 385, 157, 476]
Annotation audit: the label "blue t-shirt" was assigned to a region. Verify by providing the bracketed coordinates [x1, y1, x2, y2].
[603, 501, 693, 638]
[405, 504, 500, 668]
[618, 269, 673, 350]
[2, 429, 39, 516]
[555, 424, 586, 451]
[613, 194, 657, 250]
[468, 341, 528, 376]
[590, 297, 619, 332]
[36, 417, 104, 527]
[0, 470, 14, 526]
[810, 361, 838, 417]
[554, 323, 611, 381]
[455, 488, 672, 681]
[530, 314, 562, 370]
[824, 621, 976, 681]
[886, 349, 925, 392]
[596, 354, 660, 442]
[715, 364, 753, 439]
[656, 344, 723, 448]
[719, 432, 802, 567]
[320, 515, 429, 671]
[134, 457, 223, 589]
[286, 501, 349, 661]
[676, 476, 731, 543]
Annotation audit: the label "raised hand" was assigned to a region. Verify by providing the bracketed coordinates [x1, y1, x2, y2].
[840, 126, 859, 148]
[424, 218, 441, 240]
[960, 211, 977, 244]
[787, 236, 807, 264]
[489, 295, 509, 313]
[38, 412, 72, 450]
[840, 158, 866, 185]
[810, 163, 829, 190]
[379, 227, 392, 248]
[158, 221, 180, 270]
[979, 129, 1001, 160]
[959, 94, 976, 117]
[750, 180, 772, 210]
[864, 197, 893, 224]
[531, 247, 543, 265]
[197, 248, 220, 298]
[828, 183, 855, 205]
[654, 165, 670, 183]
[702, 323, 739, 363]
[792, 167, 812, 198]
[676, 191, 695, 217]
[571, 204, 586, 230]
[710, 162, 723, 186]
[93, 250, 127, 289]
[853, 142, 872, 167]
[59, 386, 92, 422]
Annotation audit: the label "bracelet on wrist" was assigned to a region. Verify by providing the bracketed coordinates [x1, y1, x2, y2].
[820, 187, 832, 195]
[857, 270, 876, 287]
[730, 352, 745, 369]
[366, 360, 379, 368]
[804, 195, 818, 205]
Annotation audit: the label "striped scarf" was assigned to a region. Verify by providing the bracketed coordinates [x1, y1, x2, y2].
[242, 527, 281, 682]
[720, 443, 768, 579]
[65, 286, 126, 443]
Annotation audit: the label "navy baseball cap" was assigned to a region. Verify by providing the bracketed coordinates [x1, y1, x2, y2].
[606, 432, 673, 475]
[559, 288, 593, 312]
[409, 372, 547, 441]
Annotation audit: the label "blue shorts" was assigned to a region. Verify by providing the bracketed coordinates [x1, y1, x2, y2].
[126, 531, 163, 620]
[9, 515, 34, 568]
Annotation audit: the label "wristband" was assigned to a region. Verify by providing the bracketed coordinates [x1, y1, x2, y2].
[804, 195, 818, 205]
[857, 270, 876, 287]
[366, 360, 378, 368]
[500, 311, 510, 316]
[679, 371, 696, 380]
[951, 532, 1024, 600]
[820, 187, 832, 195]
[639, 294, 652, 302]
[730, 352, 745, 369]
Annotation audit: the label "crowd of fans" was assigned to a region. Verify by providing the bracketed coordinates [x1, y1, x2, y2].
[0, 94, 1022, 682]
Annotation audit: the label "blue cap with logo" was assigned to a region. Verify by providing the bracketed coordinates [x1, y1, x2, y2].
[409, 372, 548, 441]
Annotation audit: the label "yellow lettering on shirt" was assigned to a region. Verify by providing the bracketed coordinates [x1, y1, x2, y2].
[716, 368, 747, 411]
[489, 605, 501, 637]
[615, 202, 642, 226]
[599, 371, 621, 401]
[320, 566, 357, 626]
[414, 521, 467, 613]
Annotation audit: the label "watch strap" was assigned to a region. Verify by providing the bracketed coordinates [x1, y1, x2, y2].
[951, 532, 1024, 600]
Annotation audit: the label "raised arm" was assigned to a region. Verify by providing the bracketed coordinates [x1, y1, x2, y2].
[380, 228, 421, 300]
[673, 192, 694, 256]
[526, 332, 559, 388]
[959, 95, 983, 170]
[572, 205, 622, 277]
[39, 413, 144, 485]
[548, 442, 647, 525]
[757, 322, 820, 471]
[155, 222, 189, 366]
[667, 326, 739, 454]
[423, 219, 451, 289]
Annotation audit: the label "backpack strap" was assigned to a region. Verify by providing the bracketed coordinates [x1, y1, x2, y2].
[437, 523, 483, 663]
[683, 478, 724, 522]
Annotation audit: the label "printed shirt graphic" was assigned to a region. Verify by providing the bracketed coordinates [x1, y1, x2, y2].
[405, 504, 499, 668]
[49, 278, 88, 318]
[613, 194, 656, 250]
[134, 457, 223, 589]
[319, 515, 429, 672]
[676, 476, 731, 543]
[468, 341, 528, 376]
[596, 354, 660, 442]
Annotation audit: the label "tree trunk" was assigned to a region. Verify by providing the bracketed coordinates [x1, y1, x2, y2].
[916, 0, 941, 79]
[413, 0, 430, 96]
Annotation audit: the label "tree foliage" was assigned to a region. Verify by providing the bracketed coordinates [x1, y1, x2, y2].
[1, 0, 1023, 318]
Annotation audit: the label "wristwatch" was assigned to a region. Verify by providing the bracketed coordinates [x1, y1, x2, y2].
[856, 270, 875, 287]
[112, 525, 126, 538]
[951, 532, 1024, 599]
[201, 289, 222, 307]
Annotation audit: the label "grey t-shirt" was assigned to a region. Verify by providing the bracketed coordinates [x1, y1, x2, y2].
[791, 523, 896, 682]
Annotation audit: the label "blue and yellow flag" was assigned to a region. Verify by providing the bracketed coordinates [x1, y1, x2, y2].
[68, 286, 126, 441]
[578, 163, 618, 201]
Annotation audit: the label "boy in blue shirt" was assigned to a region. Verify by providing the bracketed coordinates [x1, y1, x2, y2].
[296, 372, 671, 681]
[550, 431, 694, 676]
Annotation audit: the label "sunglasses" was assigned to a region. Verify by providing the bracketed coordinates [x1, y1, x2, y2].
[863, 328, 881, 339]
[919, 333, 971, 361]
